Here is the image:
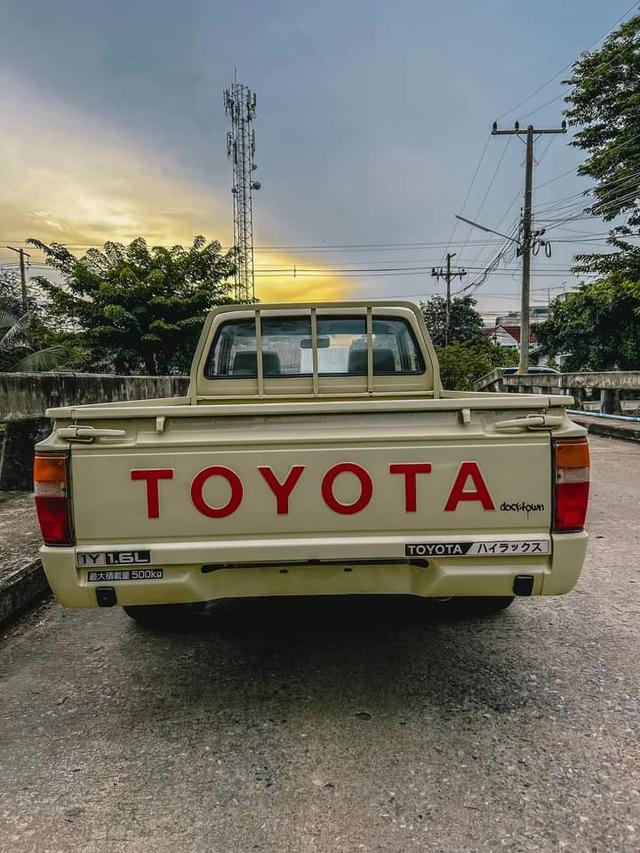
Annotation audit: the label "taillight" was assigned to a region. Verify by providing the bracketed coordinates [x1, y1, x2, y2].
[553, 438, 590, 532]
[34, 453, 74, 545]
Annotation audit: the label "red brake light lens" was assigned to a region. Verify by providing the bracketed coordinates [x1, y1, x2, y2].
[553, 439, 590, 532]
[34, 453, 73, 545]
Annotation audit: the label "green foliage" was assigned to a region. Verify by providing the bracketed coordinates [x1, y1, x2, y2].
[0, 307, 67, 372]
[0, 267, 35, 315]
[420, 295, 486, 348]
[27, 236, 236, 374]
[536, 275, 640, 370]
[437, 341, 513, 391]
[419, 294, 513, 389]
[0, 267, 67, 371]
[564, 15, 640, 276]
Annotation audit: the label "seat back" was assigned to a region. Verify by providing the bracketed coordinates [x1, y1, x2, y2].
[347, 347, 396, 374]
[232, 351, 282, 376]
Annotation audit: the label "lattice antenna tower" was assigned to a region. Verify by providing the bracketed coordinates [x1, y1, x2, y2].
[224, 80, 260, 302]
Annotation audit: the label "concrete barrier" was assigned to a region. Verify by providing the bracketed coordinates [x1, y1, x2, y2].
[0, 373, 188, 422]
[475, 369, 640, 415]
[0, 559, 48, 624]
[0, 373, 188, 490]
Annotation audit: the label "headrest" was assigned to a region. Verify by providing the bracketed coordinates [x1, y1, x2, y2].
[232, 351, 281, 376]
[347, 348, 396, 375]
[232, 351, 257, 375]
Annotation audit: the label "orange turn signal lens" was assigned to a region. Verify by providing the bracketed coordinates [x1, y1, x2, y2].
[555, 439, 590, 470]
[34, 454, 68, 484]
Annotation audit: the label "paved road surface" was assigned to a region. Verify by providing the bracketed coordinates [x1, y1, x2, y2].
[0, 491, 39, 576]
[1, 436, 638, 852]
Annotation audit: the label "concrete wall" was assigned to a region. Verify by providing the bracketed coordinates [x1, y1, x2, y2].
[0, 373, 189, 423]
[474, 369, 640, 415]
[0, 373, 189, 491]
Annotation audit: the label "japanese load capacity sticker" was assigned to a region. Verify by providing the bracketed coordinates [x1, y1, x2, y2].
[405, 540, 550, 558]
[86, 568, 163, 582]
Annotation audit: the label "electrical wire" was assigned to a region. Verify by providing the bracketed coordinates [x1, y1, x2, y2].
[457, 136, 513, 263]
[440, 134, 492, 263]
[495, 1, 640, 121]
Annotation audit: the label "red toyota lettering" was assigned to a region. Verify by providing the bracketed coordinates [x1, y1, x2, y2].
[322, 463, 373, 515]
[131, 469, 174, 518]
[191, 466, 243, 518]
[389, 463, 432, 512]
[444, 462, 495, 511]
[258, 465, 305, 515]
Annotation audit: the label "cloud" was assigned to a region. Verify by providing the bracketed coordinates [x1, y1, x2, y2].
[0, 76, 353, 303]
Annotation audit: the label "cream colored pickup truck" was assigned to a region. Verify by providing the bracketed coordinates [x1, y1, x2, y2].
[35, 301, 589, 627]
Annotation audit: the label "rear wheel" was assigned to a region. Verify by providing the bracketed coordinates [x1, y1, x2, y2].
[122, 603, 196, 629]
[443, 596, 515, 617]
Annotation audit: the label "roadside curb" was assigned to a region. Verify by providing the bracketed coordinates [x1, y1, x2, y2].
[571, 416, 640, 443]
[0, 559, 50, 624]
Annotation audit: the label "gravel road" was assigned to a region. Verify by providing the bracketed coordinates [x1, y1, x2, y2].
[0, 435, 638, 852]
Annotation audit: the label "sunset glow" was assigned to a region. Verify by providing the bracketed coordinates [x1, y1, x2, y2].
[0, 77, 353, 303]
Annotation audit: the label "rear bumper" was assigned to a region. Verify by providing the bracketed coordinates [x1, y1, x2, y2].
[41, 532, 587, 607]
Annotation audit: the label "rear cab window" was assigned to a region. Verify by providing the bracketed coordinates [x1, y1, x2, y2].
[205, 315, 425, 378]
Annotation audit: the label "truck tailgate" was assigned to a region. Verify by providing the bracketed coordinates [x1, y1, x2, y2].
[69, 407, 553, 563]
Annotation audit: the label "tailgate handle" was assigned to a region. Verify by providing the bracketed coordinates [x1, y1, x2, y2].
[495, 414, 564, 432]
[57, 426, 127, 443]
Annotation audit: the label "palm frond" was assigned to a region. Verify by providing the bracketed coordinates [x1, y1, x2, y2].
[0, 311, 34, 350]
[10, 345, 67, 372]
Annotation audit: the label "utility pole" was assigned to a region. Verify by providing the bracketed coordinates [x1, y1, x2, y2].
[492, 121, 566, 374]
[431, 253, 466, 346]
[6, 246, 30, 313]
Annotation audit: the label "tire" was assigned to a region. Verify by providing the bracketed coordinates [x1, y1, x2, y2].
[443, 596, 515, 617]
[122, 603, 195, 629]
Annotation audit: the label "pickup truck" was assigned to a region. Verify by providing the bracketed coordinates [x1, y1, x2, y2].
[34, 301, 589, 627]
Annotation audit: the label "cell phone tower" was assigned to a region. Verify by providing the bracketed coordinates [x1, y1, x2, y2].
[224, 79, 261, 302]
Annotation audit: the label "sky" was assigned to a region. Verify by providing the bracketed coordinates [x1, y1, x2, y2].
[0, 0, 635, 316]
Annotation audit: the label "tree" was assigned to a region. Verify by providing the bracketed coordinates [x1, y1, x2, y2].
[0, 267, 36, 315]
[536, 275, 640, 370]
[27, 236, 236, 375]
[420, 295, 514, 389]
[0, 308, 66, 372]
[438, 342, 514, 391]
[0, 267, 66, 371]
[420, 295, 486, 348]
[564, 15, 640, 276]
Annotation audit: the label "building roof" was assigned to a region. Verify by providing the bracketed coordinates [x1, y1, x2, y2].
[500, 325, 538, 344]
[482, 324, 538, 344]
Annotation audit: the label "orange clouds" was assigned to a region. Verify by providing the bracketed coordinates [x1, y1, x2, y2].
[0, 76, 353, 303]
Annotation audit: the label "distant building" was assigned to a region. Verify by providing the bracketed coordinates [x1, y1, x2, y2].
[495, 306, 549, 326]
[481, 324, 538, 349]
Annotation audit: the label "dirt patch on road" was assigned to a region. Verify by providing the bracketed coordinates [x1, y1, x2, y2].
[0, 491, 41, 579]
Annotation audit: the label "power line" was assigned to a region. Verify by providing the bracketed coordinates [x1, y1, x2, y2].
[535, 128, 640, 192]
[0, 238, 523, 252]
[458, 136, 513, 261]
[533, 166, 640, 213]
[496, 1, 640, 121]
[441, 134, 491, 262]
